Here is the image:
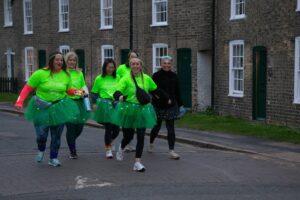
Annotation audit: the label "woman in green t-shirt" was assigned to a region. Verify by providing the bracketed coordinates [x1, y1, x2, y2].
[91, 58, 120, 159]
[112, 58, 157, 172]
[65, 51, 90, 159]
[15, 52, 82, 167]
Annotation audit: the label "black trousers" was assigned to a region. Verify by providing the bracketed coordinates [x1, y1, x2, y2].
[121, 128, 146, 158]
[150, 119, 175, 150]
[65, 123, 84, 151]
[104, 123, 120, 146]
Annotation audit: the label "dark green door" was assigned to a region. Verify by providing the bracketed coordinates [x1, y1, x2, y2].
[38, 50, 46, 69]
[75, 49, 85, 77]
[177, 48, 192, 108]
[252, 46, 267, 120]
[121, 49, 130, 64]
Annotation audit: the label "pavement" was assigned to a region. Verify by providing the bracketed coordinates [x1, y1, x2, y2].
[0, 102, 300, 164]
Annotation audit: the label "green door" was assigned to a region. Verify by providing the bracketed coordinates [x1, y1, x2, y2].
[75, 49, 85, 77]
[121, 49, 130, 64]
[38, 50, 46, 69]
[177, 48, 192, 108]
[252, 46, 267, 120]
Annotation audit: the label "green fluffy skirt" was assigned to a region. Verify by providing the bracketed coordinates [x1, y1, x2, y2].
[25, 97, 80, 126]
[69, 99, 90, 124]
[93, 98, 115, 123]
[111, 101, 157, 128]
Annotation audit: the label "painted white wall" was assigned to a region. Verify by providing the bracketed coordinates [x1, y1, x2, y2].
[197, 51, 212, 111]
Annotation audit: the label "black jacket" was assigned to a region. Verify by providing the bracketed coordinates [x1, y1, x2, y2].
[151, 69, 183, 109]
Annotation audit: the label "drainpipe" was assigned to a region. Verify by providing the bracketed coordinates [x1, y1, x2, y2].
[211, 0, 216, 108]
[129, 0, 133, 50]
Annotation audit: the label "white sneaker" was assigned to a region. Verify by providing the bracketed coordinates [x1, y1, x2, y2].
[133, 162, 146, 172]
[148, 143, 154, 153]
[124, 142, 136, 152]
[169, 150, 180, 160]
[116, 144, 124, 161]
[105, 149, 113, 159]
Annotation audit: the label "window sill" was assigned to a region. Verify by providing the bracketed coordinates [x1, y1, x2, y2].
[59, 29, 70, 33]
[24, 32, 33, 35]
[3, 24, 13, 28]
[150, 23, 168, 27]
[100, 26, 113, 30]
[228, 93, 244, 98]
[230, 15, 246, 21]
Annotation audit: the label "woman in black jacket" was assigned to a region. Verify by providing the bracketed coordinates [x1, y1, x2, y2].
[149, 56, 183, 160]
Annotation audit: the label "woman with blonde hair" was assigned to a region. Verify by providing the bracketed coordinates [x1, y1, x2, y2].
[113, 58, 158, 172]
[65, 51, 90, 159]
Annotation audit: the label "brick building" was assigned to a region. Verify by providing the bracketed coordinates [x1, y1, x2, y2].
[214, 0, 300, 127]
[0, 0, 299, 127]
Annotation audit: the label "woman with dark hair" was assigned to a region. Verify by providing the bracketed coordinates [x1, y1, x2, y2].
[65, 51, 90, 159]
[15, 52, 82, 167]
[91, 58, 120, 159]
[113, 58, 157, 172]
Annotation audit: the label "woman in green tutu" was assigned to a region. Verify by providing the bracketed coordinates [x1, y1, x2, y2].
[91, 58, 120, 159]
[15, 52, 82, 167]
[113, 57, 158, 172]
[65, 51, 90, 159]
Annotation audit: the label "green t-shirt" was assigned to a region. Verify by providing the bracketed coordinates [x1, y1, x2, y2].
[116, 64, 131, 78]
[117, 73, 157, 104]
[68, 69, 86, 99]
[27, 69, 72, 102]
[91, 75, 120, 99]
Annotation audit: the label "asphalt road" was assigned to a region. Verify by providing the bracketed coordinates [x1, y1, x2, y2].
[0, 112, 300, 200]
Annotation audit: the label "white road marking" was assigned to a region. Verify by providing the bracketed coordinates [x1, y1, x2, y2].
[75, 176, 112, 189]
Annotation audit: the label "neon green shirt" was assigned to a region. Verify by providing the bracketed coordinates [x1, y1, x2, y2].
[27, 69, 72, 102]
[116, 64, 131, 78]
[68, 69, 86, 99]
[91, 75, 120, 99]
[117, 73, 157, 104]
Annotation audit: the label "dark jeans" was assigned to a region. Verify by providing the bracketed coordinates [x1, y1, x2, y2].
[121, 128, 146, 158]
[65, 123, 84, 152]
[104, 123, 120, 146]
[150, 119, 175, 150]
[34, 124, 64, 159]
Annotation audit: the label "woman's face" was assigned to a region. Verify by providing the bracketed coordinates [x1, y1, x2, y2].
[130, 58, 142, 75]
[53, 54, 64, 70]
[67, 55, 77, 69]
[106, 63, 115, 75]
[161, 58, 172, 71]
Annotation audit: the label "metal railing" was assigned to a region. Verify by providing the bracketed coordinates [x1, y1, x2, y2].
[0, 77, 18, 93]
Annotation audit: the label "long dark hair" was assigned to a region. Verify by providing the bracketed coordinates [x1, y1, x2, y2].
[102, 58, 117, 78]
[47, 52, 68, 75]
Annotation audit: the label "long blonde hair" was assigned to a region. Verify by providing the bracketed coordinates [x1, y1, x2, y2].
[65, 51, 82, 72]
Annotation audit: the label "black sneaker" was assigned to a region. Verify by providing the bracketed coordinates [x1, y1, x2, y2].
[69, 151, 78, 159]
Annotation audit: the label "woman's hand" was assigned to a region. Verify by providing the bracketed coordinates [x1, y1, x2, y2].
[119, 95, 124, 102]
[168, 99, 172, 104]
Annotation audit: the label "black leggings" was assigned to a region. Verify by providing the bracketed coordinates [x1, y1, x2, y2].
[150, 119, 175, 150]
[121, 128, 146, 158]
[65, 123, 84, 151]
[104, 123, 120, 146]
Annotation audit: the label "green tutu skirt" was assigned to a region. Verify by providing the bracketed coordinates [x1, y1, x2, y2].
[93, 98, 116, 123]
[25, 97, 80, 126]
[68, 99, 90, 124]
[111, 101, 157, 128]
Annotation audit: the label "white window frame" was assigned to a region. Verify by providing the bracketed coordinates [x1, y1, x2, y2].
[59, 45, 70, 56]
[294, 37, 300, 103]
[229, 40, 244, 97]
[100, 0, 113, 30]
[151, 0, 168, 27]
[101, 45, 114, 65]
[59, 0, 69, 32]
[4, 0, 13, 27]
[24, 47, 35, 81]
[152, 43, 168, 73]
[297, 0, 300, 11]
[23, 0, 33, 34]
[230, 0, 246, 20]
